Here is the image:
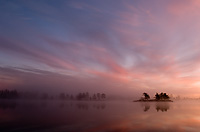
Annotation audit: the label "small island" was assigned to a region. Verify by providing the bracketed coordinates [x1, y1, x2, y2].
[134, 92, 173, 102]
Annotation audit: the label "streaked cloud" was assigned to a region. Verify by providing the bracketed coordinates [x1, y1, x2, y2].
[1, 0, 200, 97]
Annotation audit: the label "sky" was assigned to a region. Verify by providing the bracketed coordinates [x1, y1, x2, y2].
[1, 0, 200, 97]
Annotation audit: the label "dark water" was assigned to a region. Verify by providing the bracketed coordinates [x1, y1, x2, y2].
[0, 100, 200, 132]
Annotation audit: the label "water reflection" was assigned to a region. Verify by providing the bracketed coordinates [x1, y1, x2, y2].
[76, 103, 89, 110]
[0, 101, 17, 110]
[141, 102, 150, 112]
[155, 102, 170, 112]
[0, 101, 106, 110]
[1, 101, 200, 132]
[93, 103, 106, 110]
[0, 101, 171, 114]
[141, 102, 170, 112]
[41, 102, 48, 107]
[0, 101, 170, 112]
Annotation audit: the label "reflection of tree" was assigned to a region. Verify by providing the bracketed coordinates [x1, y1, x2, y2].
[76, 103, 89, 110]
[74, 103, 106, 110]
[40, 102, 48, 107]
[76, 92, 106, 101]
[140, 102, 171, 112]
[144, 105, 150, 112]
[141, 103, 150, 112]
[93, 103, 106, 110]
[59, 103, 65, 108]
[41, 93, 49, 100]
[155, 103, 170, 112]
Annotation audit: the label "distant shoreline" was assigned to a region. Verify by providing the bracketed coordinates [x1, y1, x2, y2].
[133, 99, 173, 102]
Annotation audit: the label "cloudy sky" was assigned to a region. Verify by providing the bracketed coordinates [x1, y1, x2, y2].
[1, 0, 200, 97]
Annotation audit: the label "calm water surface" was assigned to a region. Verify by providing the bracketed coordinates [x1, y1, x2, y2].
[0, 100, 200, 132]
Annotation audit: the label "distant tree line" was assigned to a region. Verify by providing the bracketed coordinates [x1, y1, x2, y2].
[59, 92, 106, 101]
[0, 89, 19, 99]
[0, 89, 106, 101]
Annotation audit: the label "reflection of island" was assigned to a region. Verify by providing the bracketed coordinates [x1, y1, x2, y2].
[134, 92, 173, 102]
[144, 105, 150, 112]
[155, 103, 170, 112]
[141, 102, 170, 112]
[142, 102, 150, 112]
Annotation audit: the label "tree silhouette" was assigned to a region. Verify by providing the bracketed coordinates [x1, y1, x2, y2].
[101, 93, 106, 100]
[163, 93, 169, 100]
[93, 94, 97, 100]
[70, 94, 74, 100]
[86, 92, 89, 100]
[59, 93, 66, 100]
[66, 94, 69, 100]
[143, 92, 150, 100]
[160, 92, 164, 99]
[41, 93, 49, 100]
[97, 93, 101, 100]
[155, 93, 160, 100]
[155, 92, 170, 100]
[76, 93, 83, 100]
[0, 90, 107, 101]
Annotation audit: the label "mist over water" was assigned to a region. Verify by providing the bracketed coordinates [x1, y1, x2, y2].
[0, 100, 199, 132]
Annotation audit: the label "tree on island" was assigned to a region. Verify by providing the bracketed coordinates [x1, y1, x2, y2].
[155, 92, 170, 100]
[135, 92, 172, 102]
[143, 92, 150, 100]
[155, 93, 160, 100]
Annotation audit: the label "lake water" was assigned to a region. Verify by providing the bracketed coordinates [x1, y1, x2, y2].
[0, 100, 200, 132]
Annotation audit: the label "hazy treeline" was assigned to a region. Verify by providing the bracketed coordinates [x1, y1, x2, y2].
[0, 89, 106, 101]
[0, 89, 19, 99]
[74, 92, 106, 101]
